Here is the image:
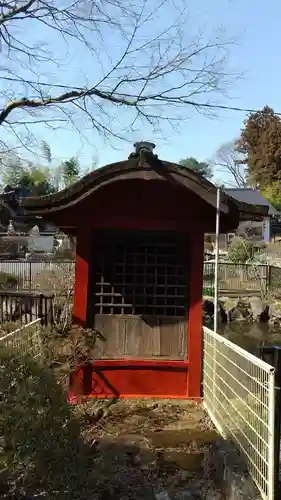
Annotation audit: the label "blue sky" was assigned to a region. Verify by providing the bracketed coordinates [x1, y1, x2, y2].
[8, 0, 281, 178]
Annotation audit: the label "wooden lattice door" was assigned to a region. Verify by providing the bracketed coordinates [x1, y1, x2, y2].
[91, 230, 189, 360]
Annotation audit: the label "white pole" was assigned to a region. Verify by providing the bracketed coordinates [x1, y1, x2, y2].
[214, 187, 220, 333]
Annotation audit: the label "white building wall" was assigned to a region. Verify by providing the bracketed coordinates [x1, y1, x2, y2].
[263, 217, 271, 244]
[27, 235, 54, 252]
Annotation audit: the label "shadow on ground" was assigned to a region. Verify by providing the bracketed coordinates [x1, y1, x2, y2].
[0, 349, 220, 500]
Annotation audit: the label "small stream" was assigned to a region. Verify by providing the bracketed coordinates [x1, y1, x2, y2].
[217, 322, 281, 357]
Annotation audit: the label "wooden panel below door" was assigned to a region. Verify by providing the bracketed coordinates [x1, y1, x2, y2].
[93, 314, 187, 360]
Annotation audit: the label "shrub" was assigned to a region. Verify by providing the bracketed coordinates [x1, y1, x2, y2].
[0, 271, 18, 289]
[0, 321, 21, 335]
[42, 325, 99, 392]
[228, 236, 255, 263]
[0, 346, 83, 496]
[52, 247, 75, 261]
[204, 233, 213, 252]
[35, 263, 74, 334]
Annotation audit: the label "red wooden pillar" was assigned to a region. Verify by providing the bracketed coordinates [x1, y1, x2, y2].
[187, 231, 204, 398]
[73, 229, 91, 326]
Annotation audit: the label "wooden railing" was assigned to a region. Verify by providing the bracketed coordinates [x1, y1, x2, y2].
[0, 290, 54, 326]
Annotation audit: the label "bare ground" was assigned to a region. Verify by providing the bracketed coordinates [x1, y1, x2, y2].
[2, 385, 223, 499]
[68, 398, 222, 500]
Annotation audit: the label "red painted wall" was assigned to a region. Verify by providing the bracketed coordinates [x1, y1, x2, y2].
[73, 229, 91, 325]
[69, 360, 189, 401]
[187, 232, 204, 398]
[53, 180, 225, 230]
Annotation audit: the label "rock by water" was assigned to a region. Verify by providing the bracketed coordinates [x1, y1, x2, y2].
[203, 296, 270, 325]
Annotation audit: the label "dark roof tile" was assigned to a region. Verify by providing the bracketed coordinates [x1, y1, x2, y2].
[22, 153, 269, 222]
[224, 188, 280, 217]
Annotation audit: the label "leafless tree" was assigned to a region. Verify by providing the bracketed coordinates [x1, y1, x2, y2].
[212, 140, 247, 187]
[0, 0, 236, 152]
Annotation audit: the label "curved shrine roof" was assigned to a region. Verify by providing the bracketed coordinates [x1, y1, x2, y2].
[21, 150, 268, 222]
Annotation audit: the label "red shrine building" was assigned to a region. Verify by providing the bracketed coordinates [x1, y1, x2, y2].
[23, 142, 267, 400]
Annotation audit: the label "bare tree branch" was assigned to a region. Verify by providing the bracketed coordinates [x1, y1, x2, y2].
[0, 0, 238, 150]
[212, 140, 247, 187]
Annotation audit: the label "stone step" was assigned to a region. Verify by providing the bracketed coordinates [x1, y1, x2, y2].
[159, 449, 205, 471]
[143, 429, 218, 448]
[98, 429, 218, 472]
[99, 429, 218, 451]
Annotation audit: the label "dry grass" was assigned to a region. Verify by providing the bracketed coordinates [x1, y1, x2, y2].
[0, 321, 22, 338]
[75, 398, 214, 439]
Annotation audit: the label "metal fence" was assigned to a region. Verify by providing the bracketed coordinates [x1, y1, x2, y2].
[0, 259, 281, 298]
[203, 326, 276, 500]
[0, 260, 75, 291]
[0, 318, 43, 362]
[203, 262, 281, 296]
[203, 262, 268, 295]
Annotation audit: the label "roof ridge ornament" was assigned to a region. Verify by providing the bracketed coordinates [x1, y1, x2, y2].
[129, 141, 158, 166]
[134, 141, 155, 155]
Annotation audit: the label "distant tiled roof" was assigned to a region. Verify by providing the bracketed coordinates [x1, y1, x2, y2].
[224, 188, 280, 217]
